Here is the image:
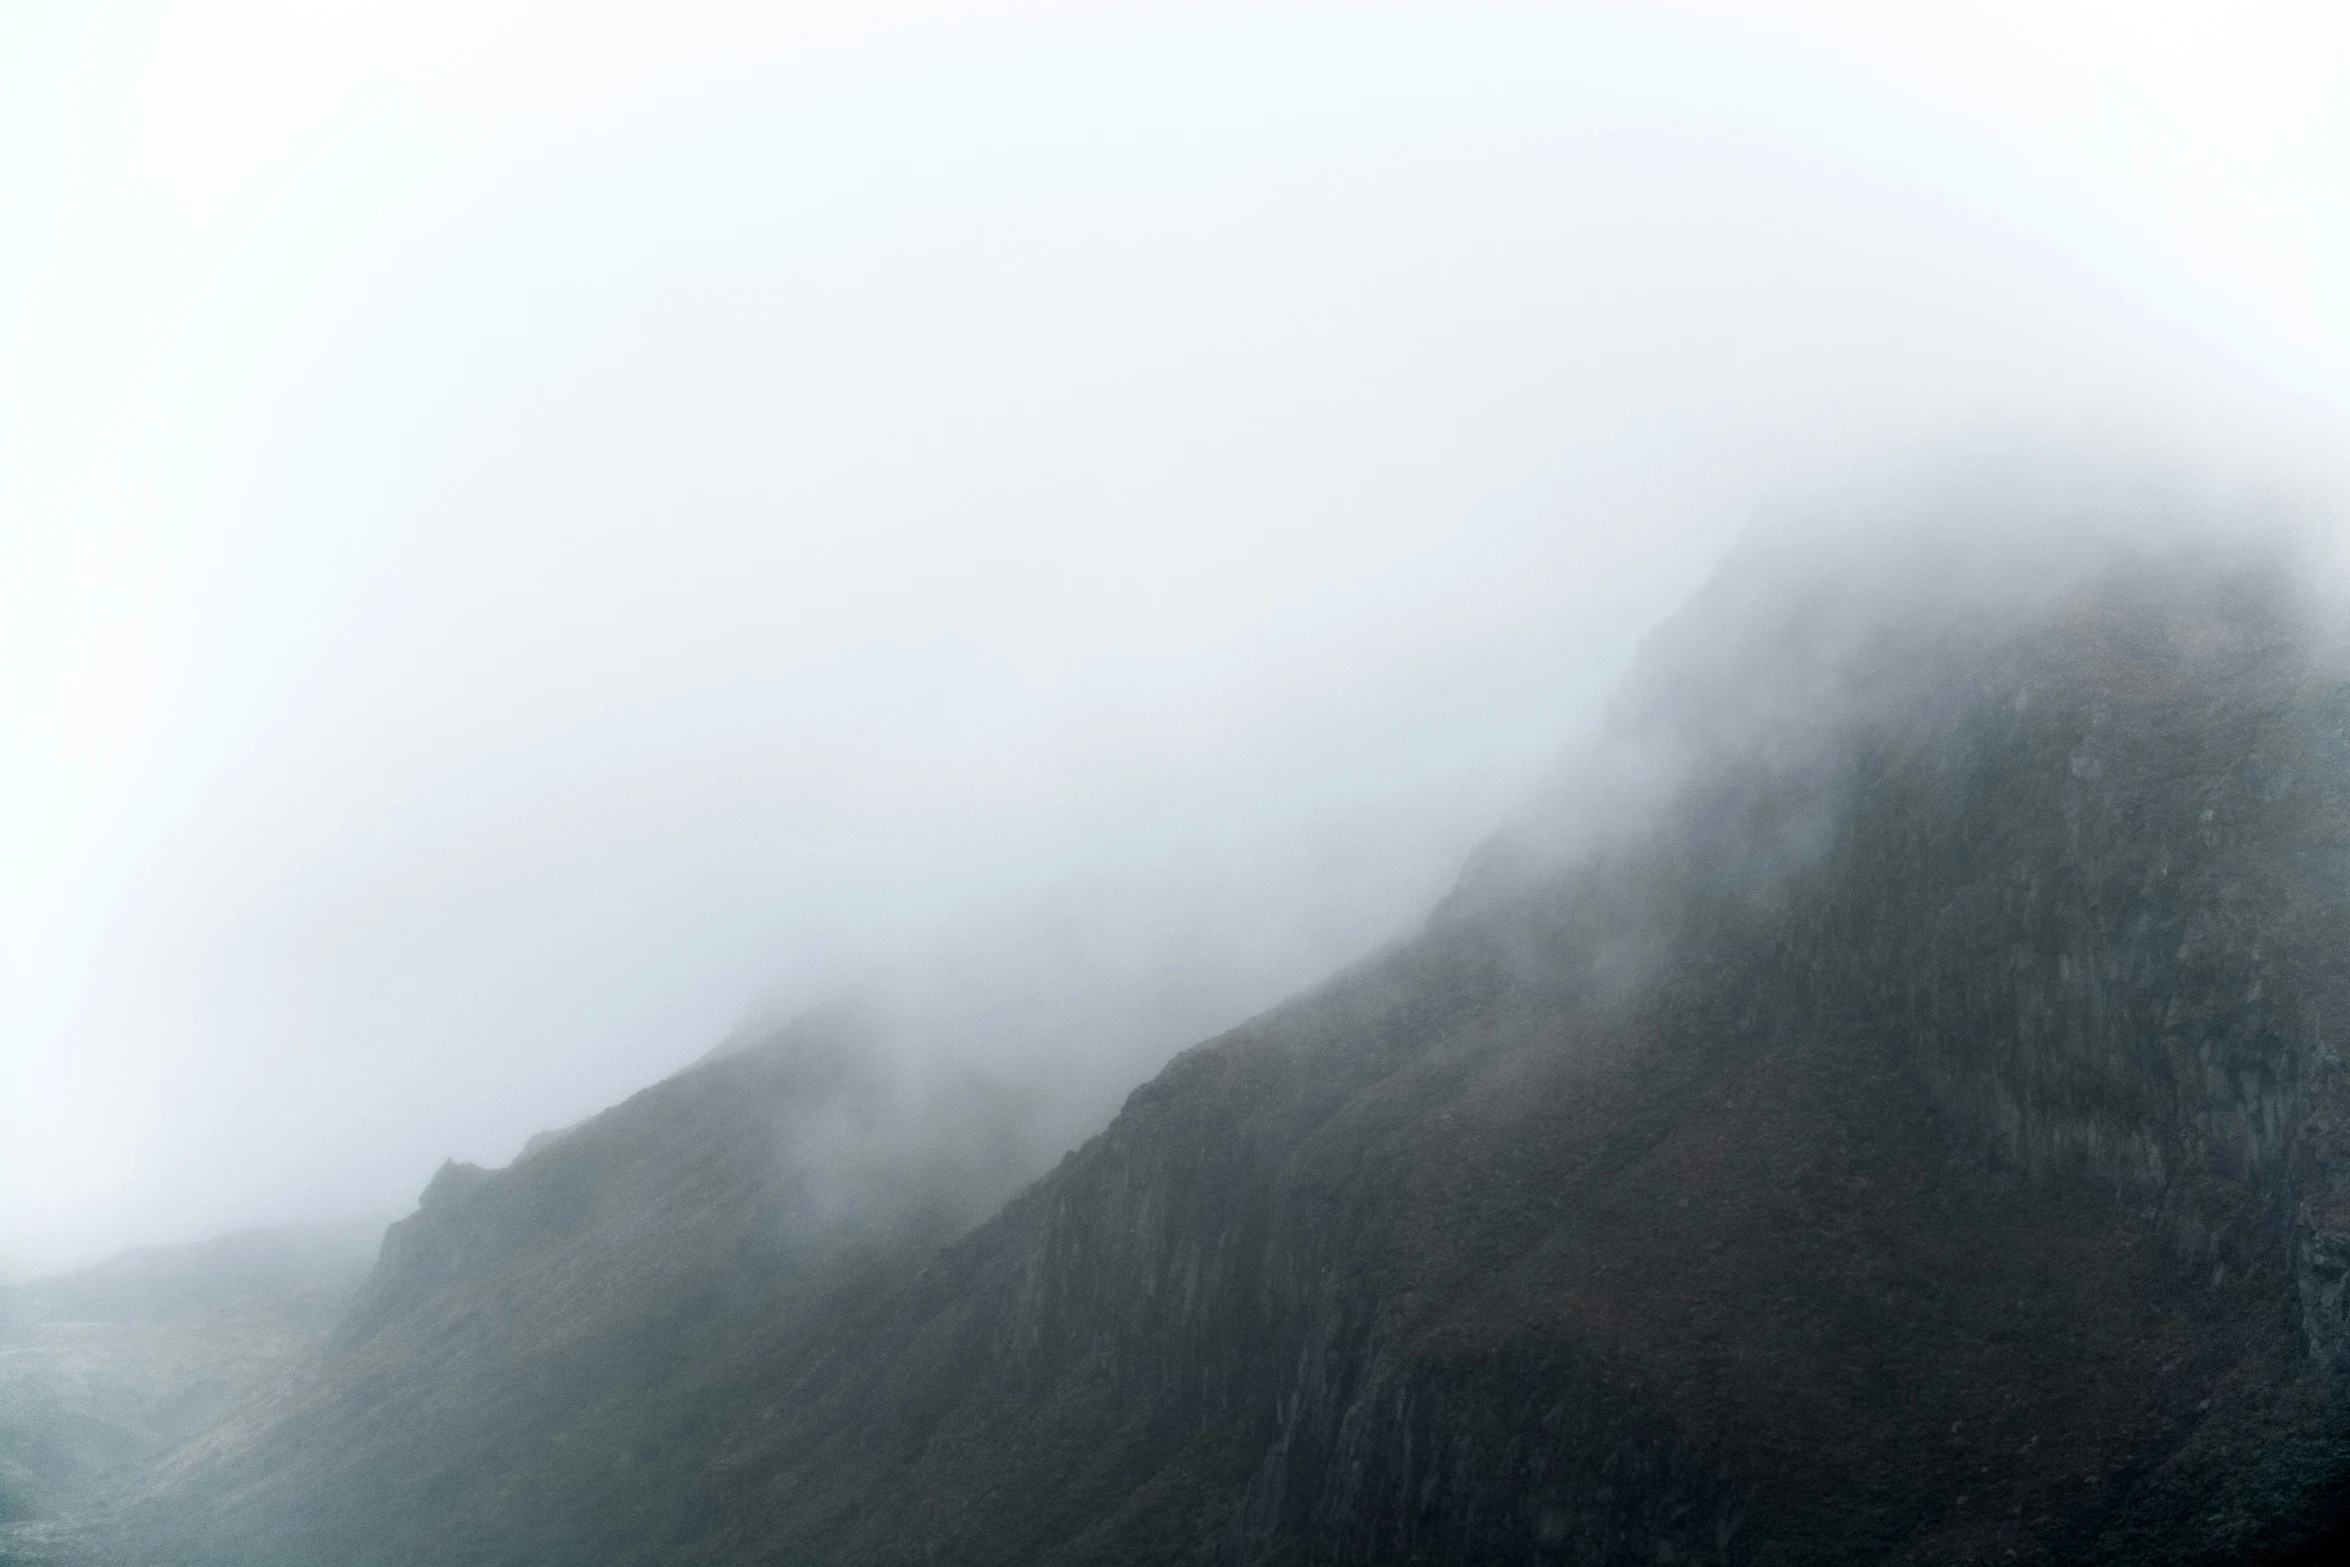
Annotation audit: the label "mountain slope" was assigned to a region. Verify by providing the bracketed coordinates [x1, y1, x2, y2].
[123, 504, 2350, 1564]
[0, 1221, 380, 1563]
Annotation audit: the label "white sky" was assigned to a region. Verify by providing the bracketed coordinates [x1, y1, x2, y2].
[4, 0, 2347, 1276]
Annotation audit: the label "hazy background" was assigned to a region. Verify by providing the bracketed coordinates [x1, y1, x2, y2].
[4, 0, 2346, 1277]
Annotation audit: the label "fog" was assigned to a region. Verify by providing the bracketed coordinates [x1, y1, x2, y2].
[4, 0, 2347, 1279]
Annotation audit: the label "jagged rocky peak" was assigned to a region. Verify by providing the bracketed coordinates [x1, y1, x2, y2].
[417, 1159, 492, 1209]
[336, 998, 924, 1340]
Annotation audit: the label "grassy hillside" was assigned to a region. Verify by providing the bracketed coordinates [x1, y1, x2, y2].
[0, 1221, 381, 1563]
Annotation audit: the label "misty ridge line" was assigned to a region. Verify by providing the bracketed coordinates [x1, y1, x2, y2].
[46, 449, 2350, 1565]
[395, 455, 2341, 1279]
[5, 453, 2327, 1303]
[17, 0, 2350, 1288]
[1437, 457, 2327, 968]
[12, 6, 2350, 1557]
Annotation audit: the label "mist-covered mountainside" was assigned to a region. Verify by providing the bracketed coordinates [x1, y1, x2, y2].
[0, 1221, 380, 1559]
[102, 501, 2350, 1562]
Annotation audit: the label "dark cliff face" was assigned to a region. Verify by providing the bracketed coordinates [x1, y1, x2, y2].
[124, 513, 2350, 1565]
